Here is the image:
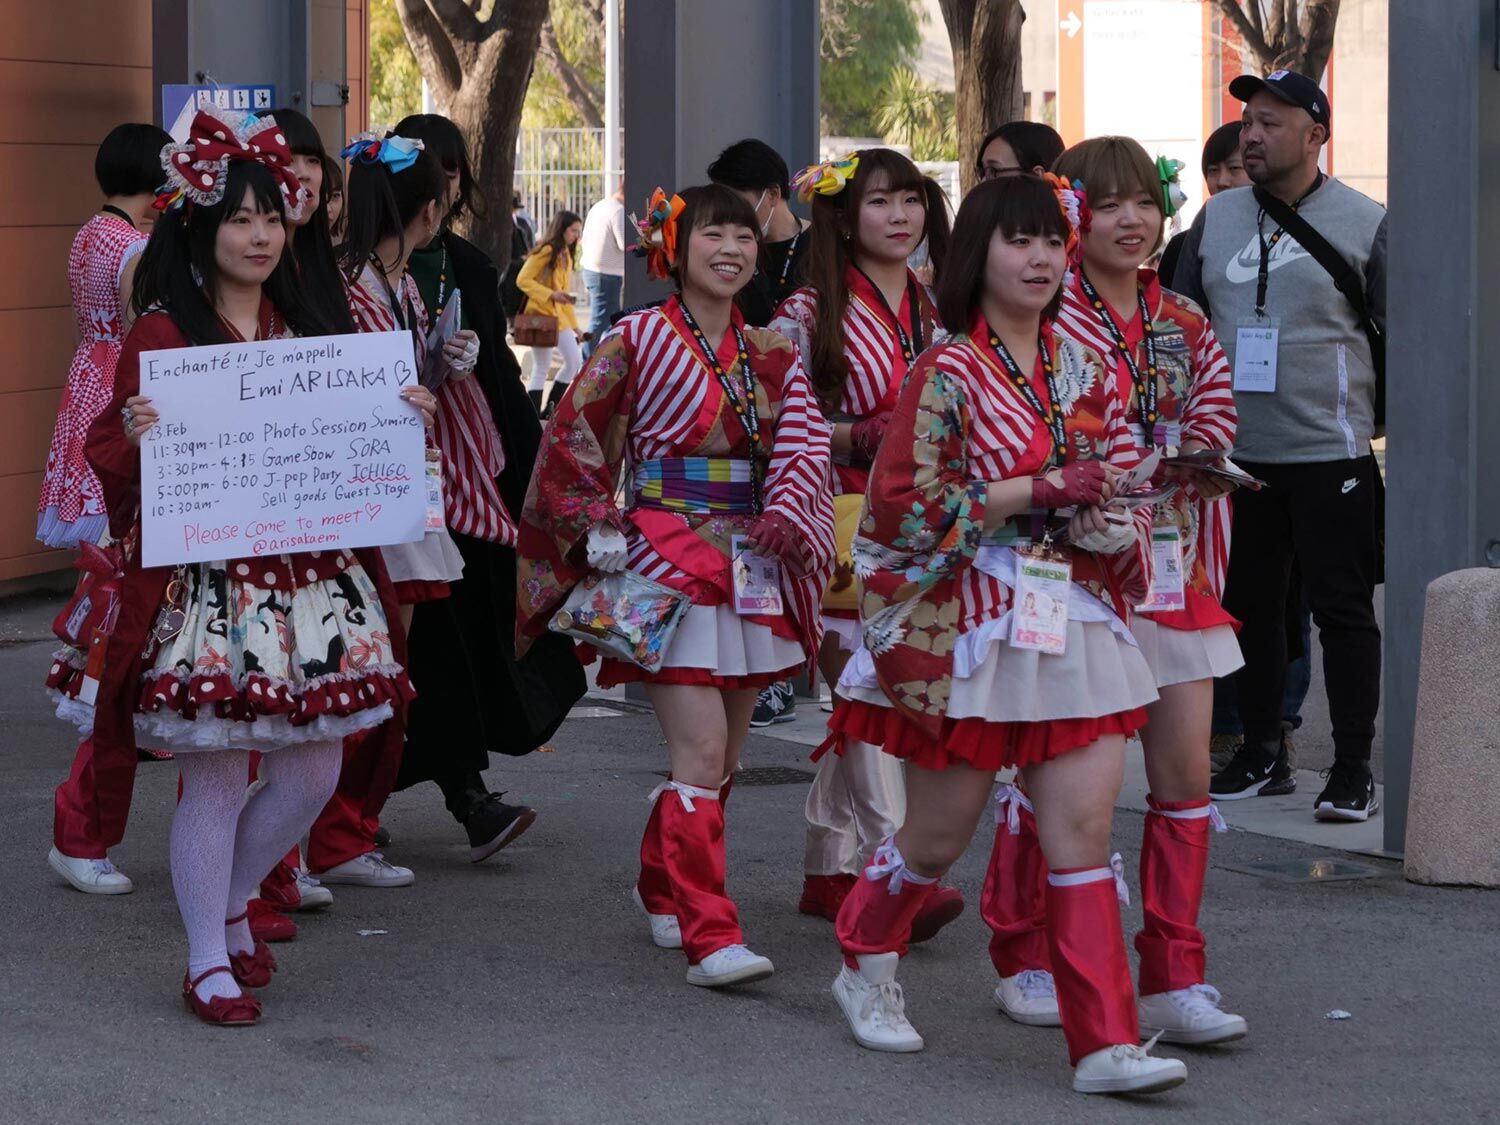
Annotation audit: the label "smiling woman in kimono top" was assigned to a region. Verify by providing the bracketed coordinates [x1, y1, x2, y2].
[517, 185, 834, 989]
[768, 148, 964, 938]
[820, 174, 1189, 1097]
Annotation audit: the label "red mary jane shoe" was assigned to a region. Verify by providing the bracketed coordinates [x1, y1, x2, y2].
[225, 910, 278, 988]
[798, 873, 858, 921]
[247, 898, 298, 943]
[182, 967, 262, 1027]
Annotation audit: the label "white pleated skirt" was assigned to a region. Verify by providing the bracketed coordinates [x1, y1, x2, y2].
[1130, 617, 1244, 689]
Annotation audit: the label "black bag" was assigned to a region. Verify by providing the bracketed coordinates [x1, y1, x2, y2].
[1252, 187, 1385, 426]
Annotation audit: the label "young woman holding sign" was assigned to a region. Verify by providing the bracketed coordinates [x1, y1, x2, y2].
[977, 136, 1246, 1046]
[516, 185, 835, 988]
[766, 149, 963, 938]
[46, 110, 433, 1027]
[819, 174, 1186, 1094]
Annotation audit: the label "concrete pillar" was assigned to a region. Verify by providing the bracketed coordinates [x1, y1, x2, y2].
[1385, 0, 1500, 852]
[622, 0, 819, 304]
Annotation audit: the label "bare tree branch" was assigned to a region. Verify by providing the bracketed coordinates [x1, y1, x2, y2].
[396, 0, 465, 96]
[1212, 0, 1274, 70]
[540, 16, 605, 128]
[428, 0, 484, 41]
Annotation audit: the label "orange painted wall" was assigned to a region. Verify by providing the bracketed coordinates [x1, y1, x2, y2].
[346, 0, 370, 139]
[0, 0, 154, 582]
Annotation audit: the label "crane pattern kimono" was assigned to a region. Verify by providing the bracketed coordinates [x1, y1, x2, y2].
[516, 296, 836, 688]
[830, 316, 1157, 769]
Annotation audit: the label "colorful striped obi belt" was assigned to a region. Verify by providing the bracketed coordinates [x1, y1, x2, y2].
[633, 457, 757, 513]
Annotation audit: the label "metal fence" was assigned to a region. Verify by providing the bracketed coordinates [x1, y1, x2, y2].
[514, 127, 621, 231]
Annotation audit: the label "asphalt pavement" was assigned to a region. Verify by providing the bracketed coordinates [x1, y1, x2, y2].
[2, 594, 1493, 1124]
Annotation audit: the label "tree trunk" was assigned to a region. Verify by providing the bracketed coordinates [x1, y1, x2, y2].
[1212, 0, 1342, 82]
[396, 0, 548, 271]
[940, 0, 1026, 196]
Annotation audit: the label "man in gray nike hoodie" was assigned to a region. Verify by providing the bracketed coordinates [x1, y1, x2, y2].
[1172, 70, 1385, 822]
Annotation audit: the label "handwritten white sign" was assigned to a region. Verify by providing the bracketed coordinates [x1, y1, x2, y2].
[139, 331, 427, 568]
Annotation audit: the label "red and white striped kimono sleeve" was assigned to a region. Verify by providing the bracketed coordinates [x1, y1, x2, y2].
[1180, 314, 1236, 599]
[1099, 388, 1154, 608]
[768, 287, 817, 369]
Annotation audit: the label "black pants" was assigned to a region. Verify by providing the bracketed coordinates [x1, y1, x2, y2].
[1222, 456, 1382, 762]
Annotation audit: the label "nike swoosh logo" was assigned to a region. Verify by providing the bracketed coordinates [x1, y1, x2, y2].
[1341, 478, 1358, 494]
[1224, 233, 1312, 285]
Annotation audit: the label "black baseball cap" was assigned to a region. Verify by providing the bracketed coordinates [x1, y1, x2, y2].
[1230, 70, 1331, 135]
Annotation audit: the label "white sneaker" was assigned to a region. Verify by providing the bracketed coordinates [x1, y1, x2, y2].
[1138, 983, 1248, 1045]
[1073, 1039, 1188, 1095]
[48, 848, 134, 895]
[994, 969, 1062, 1027]
[832, 953, 924, 1052]
[316, 851, 414, 888]
[293, 869, 334, 910]
[686, 943, 774, 987]
[631, 886, 681, 949]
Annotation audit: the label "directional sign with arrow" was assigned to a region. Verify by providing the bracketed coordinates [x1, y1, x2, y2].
[1060, 9, 1082, 38]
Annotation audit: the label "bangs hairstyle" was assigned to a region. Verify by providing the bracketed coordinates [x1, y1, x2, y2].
[95, 122, 172, 198]
[1201, 122, 1243, 175]
[802, 147, 952, 410]
[670, 184, 761, 290]
[132, 159, 331, 345]
[1052, 136, 1165, 252]
[393, 114, 487, 222]
[937, 175, 1069, 330]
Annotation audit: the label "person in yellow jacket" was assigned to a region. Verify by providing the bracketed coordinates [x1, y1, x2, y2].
[518, 209, 584, 415]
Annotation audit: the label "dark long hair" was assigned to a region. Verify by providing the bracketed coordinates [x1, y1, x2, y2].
[337, 145, 447, 281]
[392, 113, 487, 223]
[670, 184, 761, 292]
[937, 175, 1069, 331]
[132, 160, 332, 345]
[257, 108, 354, 332]
[801, 147, 951, 409]
[974, 121, 1065, 179]
[529, 209, 582, 272]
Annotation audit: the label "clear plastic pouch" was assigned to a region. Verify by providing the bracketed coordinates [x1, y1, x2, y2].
[548, 569, 691, 671]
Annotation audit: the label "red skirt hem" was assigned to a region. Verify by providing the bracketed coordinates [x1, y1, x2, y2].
[393, 579, 450, 605]
[825, 699, 1148, 771]
[595, 658, 798, 691]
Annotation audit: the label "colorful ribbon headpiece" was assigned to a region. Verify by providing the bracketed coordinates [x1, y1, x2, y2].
[1156, 156, 1188, 218]
[155, 110, 310, 221]
[340, 133, 426, 175]
[1042, 172, 1090, 265]
[790, 154, 860, 203]
[631, 188, 686, 280]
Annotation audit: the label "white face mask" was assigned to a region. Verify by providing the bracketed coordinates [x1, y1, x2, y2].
[754, 189, 773, 237]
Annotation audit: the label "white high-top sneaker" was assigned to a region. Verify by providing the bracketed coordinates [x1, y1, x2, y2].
[833, 952, 924, 1052]
[1073, 1037, 1188, 1095]
[686, 944, 774, 987]
[994, 969, 1062, 1027]
[631, 886, 682, 949]
[1138, 983, 1248, 1045]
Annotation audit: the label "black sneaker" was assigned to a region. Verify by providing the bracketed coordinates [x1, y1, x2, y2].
[750, 681, 797, 727]
[1313, 761, 1379, 822]
[1209, 739, 1296, 800]
[464, 793, 537, 863]
[373, 825, 392, 848]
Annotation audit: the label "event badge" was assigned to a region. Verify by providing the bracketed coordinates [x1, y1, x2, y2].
[1011, 546, 1071, 656]
[731, 535, 784, 617]
[425, 448, 445, 533]
[1233, 317, 1279, 392]
[1137, 526, 1186, 612]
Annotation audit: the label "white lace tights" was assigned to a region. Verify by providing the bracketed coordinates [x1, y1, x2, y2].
[173, 740, 342, 1001]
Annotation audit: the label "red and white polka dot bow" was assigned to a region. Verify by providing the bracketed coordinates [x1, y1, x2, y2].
[155, 110, 310, 222]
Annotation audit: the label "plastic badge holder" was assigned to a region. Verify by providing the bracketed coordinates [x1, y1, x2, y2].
[549, 569, 691, 671]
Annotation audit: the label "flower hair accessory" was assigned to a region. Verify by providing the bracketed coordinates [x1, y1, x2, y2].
[155, 110, 310, 222]
[1042, 172, 1090, 264]
[790, 154, 860, 202]
[631, 188, 686, 280]
[340, 133, 426, 175]
[1156, 156, 1188, 218]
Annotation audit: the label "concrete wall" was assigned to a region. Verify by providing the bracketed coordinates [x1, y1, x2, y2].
[1331, 0, 1388, 204]
[0, 0, 155, 583]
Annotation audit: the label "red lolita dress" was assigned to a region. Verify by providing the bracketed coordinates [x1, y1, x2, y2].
[516, 296, 835, 689]
[46, 302, 413, 756]
[772, 265, 941, 652]
[347, 263, 465, 603]
[38, 214, 147, 548]
[827, 315, 1158, 770]
[1057, 268, 1241, 685]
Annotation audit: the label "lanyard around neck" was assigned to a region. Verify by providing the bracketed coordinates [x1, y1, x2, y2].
[852, 266, 924, 366]
[1078, 272, 1159, 447]
[989, 329, 1065, 468]
[1254, 173, 1325, 315]
[675, 302, 764, 514]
